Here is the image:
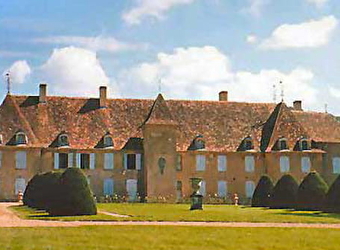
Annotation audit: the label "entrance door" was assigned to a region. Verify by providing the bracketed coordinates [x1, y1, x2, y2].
[126, 179, 138, 202]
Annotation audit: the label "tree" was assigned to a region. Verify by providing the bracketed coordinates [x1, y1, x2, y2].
[297, 172, 328, 211]
[47, 168, 97, 216]
[325, 175, 340, 213]
[270, 174, 299, 209]
[252, 175, 274, 207]
[23, 171, 62, 210]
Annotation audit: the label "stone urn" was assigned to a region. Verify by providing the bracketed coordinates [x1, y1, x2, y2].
[190, 177, 203, 210]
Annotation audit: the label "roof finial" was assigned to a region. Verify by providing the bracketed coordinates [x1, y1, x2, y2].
[5, 71, 11, 95]
[273, 83, 277, 103]
[158, 78, 163, 93]
[325, 103, 328, 113]
[280, 80, 284, 102]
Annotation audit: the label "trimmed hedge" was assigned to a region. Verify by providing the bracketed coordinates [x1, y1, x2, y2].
[252, 175, 274, 207]
[325, 175, 340, 213]
[47, 168, 97, 216]
[23, 171, 62, 210]
[270, 174, 299, 209]
[297, 172, 328, 211]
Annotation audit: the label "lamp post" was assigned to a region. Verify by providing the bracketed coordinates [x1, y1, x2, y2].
[190, 177, 203, 210]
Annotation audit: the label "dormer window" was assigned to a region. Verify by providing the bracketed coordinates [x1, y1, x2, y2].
[103, 134, 113, 148]
[58, 134, 69, 147]
[16, 132, 27, 145]
[193, 135, 205, 150]
[244, 137, 253, 150]
[278, 138, 288, 151]
[299, 138, 310, 151]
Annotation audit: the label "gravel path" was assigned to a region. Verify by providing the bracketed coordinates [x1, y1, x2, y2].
[2, 202, 340, 228]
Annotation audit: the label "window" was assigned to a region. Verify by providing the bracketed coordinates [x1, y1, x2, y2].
[300, 139, 310, 151]
[124, 153, 141, 170]
[104, 153, 114, 169]
[333, 157, 340, 174]
[54, 153, 70, 169]
[245, 155, 255, 172]
[103, 178, 114, 196]
[16, 132, 27, 145]
[218, 181, 227, 197]
[301, 157, 311, 173]
[15, 177, 26, 195]
[196, 155, 206, 171]
[245, 181, 255, 198]
[176, 181, 183, 201]
[58, 134, 69, 147]
[199, 180, 206, 196]
[103, 135, 113, 148]
[280, 156, 290, 173]
[244, 138, 253, 150]
[217, 155, 227, 172]
[126, 179, 138, 201]
[176, 154, 182, 171]
[193, 135, 205, 150]
[15, 151, 27, 169]
[80, 154, 90, 169]
[279, 138, 288, 150]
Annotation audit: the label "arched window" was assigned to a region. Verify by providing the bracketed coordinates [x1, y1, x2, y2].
[193, 135, 205, 150]
[103, 134, 114, 148]
[278, 138, 288, 150]
[58, 134, 69, 147]
[300, 138, 310, 151]
[244, 137, 253, 150]
[16, 132, 27, 145]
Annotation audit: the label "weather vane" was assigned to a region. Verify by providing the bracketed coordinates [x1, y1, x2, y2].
[5, 71, 11, 95]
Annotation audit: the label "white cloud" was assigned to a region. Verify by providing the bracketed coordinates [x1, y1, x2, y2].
[3, 60, 31, 84]
[33, 36, 146, 53]
[119, 46, 317, 107]
[123, 0, 196, 25]
[306, 0, 328, 8]
[260, 15, 338, 50]
[246, 35, 258, 44]
[39, 47, 111, 96]
[244, 0, 270, 17]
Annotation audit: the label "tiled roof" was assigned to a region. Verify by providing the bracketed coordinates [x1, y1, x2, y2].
[0, 94, 339, 151]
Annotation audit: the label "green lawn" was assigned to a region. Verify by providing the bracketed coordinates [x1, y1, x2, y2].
[12, 203, 340, 223]
[1, 226, 340, 250]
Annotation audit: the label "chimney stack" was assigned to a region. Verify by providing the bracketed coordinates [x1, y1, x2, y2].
[293, 100, 302, 111]
[39, 84, 47, 103]
[99, 86, 107, 108]
[219, 91, 228, 101]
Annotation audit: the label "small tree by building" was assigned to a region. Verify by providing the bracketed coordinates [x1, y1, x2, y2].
[297, 171, 328, 211]
[47, 168, 97, 216]
[270, 174, 299, 209]
[325, 175, 340, 213]
[252, 175, 274, 207]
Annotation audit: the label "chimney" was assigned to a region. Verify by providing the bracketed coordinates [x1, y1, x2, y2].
[219, 91, 228, 101]
[39, 84, 47, 103]
[293, 100, 302, 111]
[99, 86, 107, 108]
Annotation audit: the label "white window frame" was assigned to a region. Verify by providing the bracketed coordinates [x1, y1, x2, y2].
[104, 153, 114, 170]
[333, 157, 340, 174]
[217, 155, 227, 172]
[245, 155, 255, 172]
[280, 156, 290, 173]
[245, 181, 255, 198]
[217, 181, 227, 198]
[123, 153, 142, 170]
[196, 155, 206, 171]
[15, 151, 27, 169]
[301, 156, 311, 173]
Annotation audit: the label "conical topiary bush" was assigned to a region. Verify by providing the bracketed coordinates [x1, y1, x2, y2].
[270, 174, 299, 209]
[325, 175, 340, 213]
[297, 171, 328, 211]
[252, 175, 274, 207]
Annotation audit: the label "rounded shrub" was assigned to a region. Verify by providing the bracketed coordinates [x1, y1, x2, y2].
[325, 175, 340, 213]
[270, 174, 299, 209]
[23, 171, 62, 210]
[48, 168, 97, 216]
[297, 172, 328, 211]
[252, 175, 274, 207]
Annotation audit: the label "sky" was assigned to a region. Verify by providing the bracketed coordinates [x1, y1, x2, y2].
[1, 0, 340, 114]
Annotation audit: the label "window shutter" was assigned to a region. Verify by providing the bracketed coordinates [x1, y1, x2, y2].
[245, 181, 255, 198]
[218, 155, 227, 172]
[68, 153, 73, 167]
[90, 153, 95, 169]
[245, 156, 255, 172]
[136, 154, 142, 170]
[123, 153, 128, 169]
[104, 153, 114, 169]
[301, 157, 311, 173]
[280, 156, 290, 173]
[15, 178, 26, 195]
[103, 178, 114, 195]
[16, 151, 27, 169]
[218, 181, 227, 197]
[54, 153, 59, 169]
[76, 153, 81, 168]
[199, 180, 206, 196]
